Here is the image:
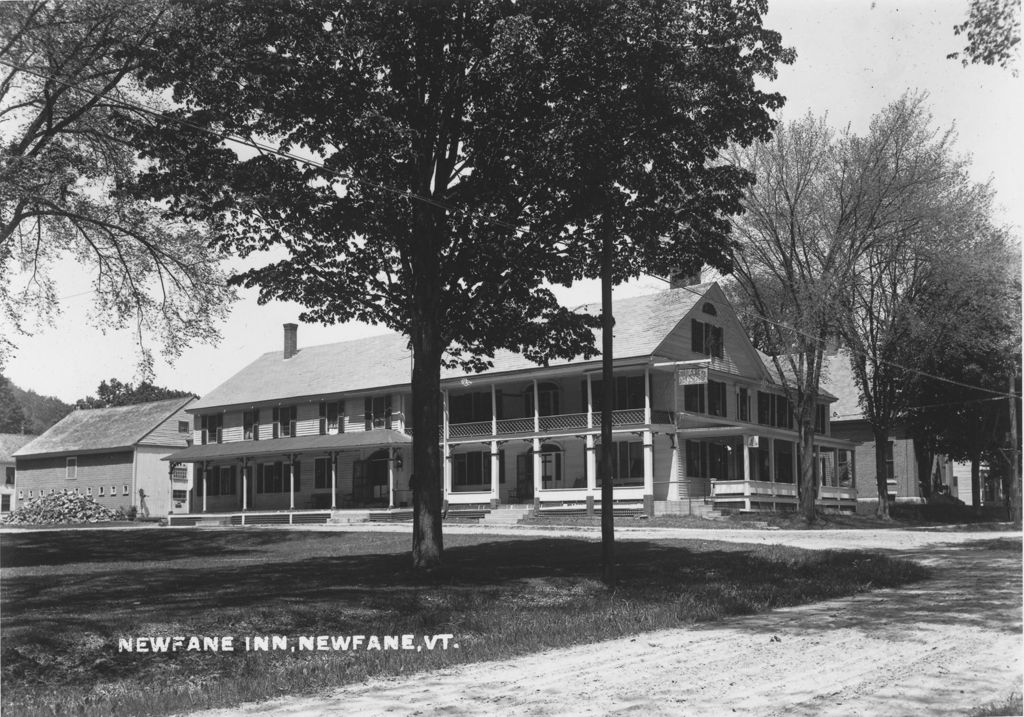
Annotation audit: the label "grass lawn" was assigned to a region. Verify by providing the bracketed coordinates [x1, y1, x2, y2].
[1, 528, 927, 717]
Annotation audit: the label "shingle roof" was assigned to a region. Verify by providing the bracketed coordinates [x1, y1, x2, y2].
[191, 285, 713, 411]
[0, 433, 35, 463]
[13, 397, 194, 458]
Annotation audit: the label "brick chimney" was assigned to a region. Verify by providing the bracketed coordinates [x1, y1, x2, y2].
[283, 323, 298, 359]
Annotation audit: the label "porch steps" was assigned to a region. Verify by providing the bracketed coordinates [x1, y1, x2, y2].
[535, 506, 647, 519]
[364, 508, 492, 524]
[479, 506, 533, 526]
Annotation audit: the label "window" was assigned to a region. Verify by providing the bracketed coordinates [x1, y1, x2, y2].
[17, 490, 24, 499]
[172, 489, 188, 502]
[314, 457, 332, 489]
[244, 409, 261, 440]
[452, 451, 494, 491]
[691, 319, 724, 358]
[774, 395, 793, 429]
[525, 383, 560, 417]
[449, 392, 493, 424]
[593, 441, 644, 487]
[683, 384, 705, 413]
[587, 375, 646, 412]
[702, 302, 717, 316]
[815, 404, 827, 434]
[537, 443, 563, 486]
[111, 485, 117, 496]
[28, 489, 33, 498]
[205, 466, 236, 496]
[98, 486, 105, 496]
[756, 392, 792, 429]
[774, 440, 794, 483]
[178, 421, 190, 434]
[66, 457, 77, 479]
[885, 441, 895, 482]
[364, 395, 392, 430]
[319, 401, 342, 435]
[4, 466, 14, 485]
[86, 486, 92, 496]
[1, 495, 8, 511]
[757, 391, 772, 425]
[256, 462, 301, 493]
[708, 381, 727, 417]
[200, 414, 223, 444]
[837, 452, 852, 487]
[737, 387, 750, 422]
[273, 406, 297, 437]
[122, 485, 129, 496]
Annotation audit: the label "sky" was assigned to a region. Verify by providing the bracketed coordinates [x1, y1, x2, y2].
[4, 0, 1022, 405]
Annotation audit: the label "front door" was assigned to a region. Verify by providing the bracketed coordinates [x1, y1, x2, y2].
[515, 454, 534, 503]
[353, 451, 389, 507]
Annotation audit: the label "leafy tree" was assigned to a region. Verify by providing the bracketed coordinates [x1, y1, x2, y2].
[0, 0, 236, 371]
[0, 373, 27, 432]
[837, 95, 1011, 518]
[75, 377, 194, 409]
[129, 0, 792, 569]
[948, 0, 1020, 73]
[5, 377, 72, 434]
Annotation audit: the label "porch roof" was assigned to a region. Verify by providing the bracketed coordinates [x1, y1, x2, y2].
[163, 430, 411, 463]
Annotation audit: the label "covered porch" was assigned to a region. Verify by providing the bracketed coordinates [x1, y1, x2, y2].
[163, 430, 412, 513]
[678, 426, 859, 512]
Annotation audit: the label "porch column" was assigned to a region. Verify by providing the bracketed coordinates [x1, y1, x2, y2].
[532, 437, 542, 500]
[768, 439, 776, 482]
[241, 460, 248, 511]
[671, 436, 680, 501]
[442, 390, 451, 497]
[490, 440, 499, 506]
[643, 367, 651, 424]
[330, 451, 337, 509]
[388, 451, 395, 508]
[586, 375, 596, 500]
[643, 429, 654, 515]
[288, 459, 295, 509]
[491, 384, 497, 437]
[743, 440, 751, 481]
[202, 461, 208, 513]
[533, 379, 539, 432]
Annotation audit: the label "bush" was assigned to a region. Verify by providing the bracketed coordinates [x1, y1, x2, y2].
[2, 492, 121, 525]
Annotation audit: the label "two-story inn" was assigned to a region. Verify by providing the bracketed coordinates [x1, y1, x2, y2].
[165, 282, 859, 523]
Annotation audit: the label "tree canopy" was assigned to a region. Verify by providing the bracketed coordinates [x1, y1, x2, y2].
[948, 0, 1020, 73]
[129, 0, 793, 567]
[0, 0, 236, 372]
[74, 377, 194, 409]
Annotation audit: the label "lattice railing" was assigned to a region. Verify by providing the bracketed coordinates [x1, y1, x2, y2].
[448, 420, 493, 438]
[495, 417, 536, 434]
[538, 413, 589, 431]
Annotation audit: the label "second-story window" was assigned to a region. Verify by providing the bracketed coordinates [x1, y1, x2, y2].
[199, 414, 224, 444]
[757, 392, 772, 426]
[319, 401, 342, 435]
[691, 319, 724, 358]
[815, 404, 827, 434]
[525, 382, 560, 417]
[737, 387, 750, 421]
[708, 381, 727, 417]
[365, 395, 392, 430]
[588, 375, 646, 412]
[449, 392, 492, 423]
[244, 409, 261, 441]
[683, 384, 705, 413]
[273, 406, 297, 438]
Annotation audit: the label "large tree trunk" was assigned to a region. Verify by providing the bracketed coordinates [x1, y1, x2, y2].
[410, 321, 444, 569]
[797, 420, 816, 523]
[873, 425, 891, 519]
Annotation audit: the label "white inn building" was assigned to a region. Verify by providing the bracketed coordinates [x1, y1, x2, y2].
[164, 283, 859, 523]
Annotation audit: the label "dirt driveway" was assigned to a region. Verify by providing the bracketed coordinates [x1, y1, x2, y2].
[196, 528, 1022, 717]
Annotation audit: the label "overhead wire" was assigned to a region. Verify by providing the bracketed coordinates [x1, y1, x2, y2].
[2, 56, 1019, 403]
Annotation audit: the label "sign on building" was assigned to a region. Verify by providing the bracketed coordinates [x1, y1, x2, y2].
[676, 367, 708, 386]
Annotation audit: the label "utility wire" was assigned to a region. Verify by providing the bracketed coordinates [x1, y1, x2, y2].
[3, 56, 1019, 402]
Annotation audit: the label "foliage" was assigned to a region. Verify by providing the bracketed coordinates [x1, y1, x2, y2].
[0, 372, 27, 432]
[74, 377, 193, 409]
[948, 0, 1020, 73]
[2, 490, 121, 524]
[0, 0, 236, 372]
[128, 0, 793, 567]
[5, 375, 73, 434]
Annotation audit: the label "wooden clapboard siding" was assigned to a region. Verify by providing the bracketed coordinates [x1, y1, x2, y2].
[295, 403, 320, 437]
[16, 451, 134, 510]
[221, 410, 244, 443]
[138, 400, 195, 447]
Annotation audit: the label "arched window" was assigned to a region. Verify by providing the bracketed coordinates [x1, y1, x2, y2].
[524, 382, 560, 417]
[702, 302, 717, 316]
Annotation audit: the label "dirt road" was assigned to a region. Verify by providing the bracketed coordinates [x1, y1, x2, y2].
[196, 528, 1022, 716]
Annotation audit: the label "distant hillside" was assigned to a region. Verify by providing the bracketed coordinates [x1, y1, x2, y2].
[2, 376, 74, 435]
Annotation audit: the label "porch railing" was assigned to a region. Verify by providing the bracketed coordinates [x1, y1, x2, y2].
[448, 408, 663, 439]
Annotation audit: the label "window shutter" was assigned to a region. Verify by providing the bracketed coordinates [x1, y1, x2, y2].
[364, 397, 372, 431]
[691, 319, 704, 353]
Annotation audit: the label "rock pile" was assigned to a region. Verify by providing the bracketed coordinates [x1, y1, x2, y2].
[3, 492, 121, 524]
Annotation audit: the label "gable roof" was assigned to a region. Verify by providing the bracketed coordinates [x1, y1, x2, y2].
[13, 397, 194, 458]
[191, 284, 715, 411]
[0, 434, 35, 463]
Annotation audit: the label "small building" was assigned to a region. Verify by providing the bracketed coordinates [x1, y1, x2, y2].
[166, 283, 860, 520]
[13, 397, 196, 516]
[0, 433, 35, 513]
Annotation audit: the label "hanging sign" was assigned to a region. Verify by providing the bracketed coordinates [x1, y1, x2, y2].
[745, 435, 760, 448]
[676, 367, 708, 386]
